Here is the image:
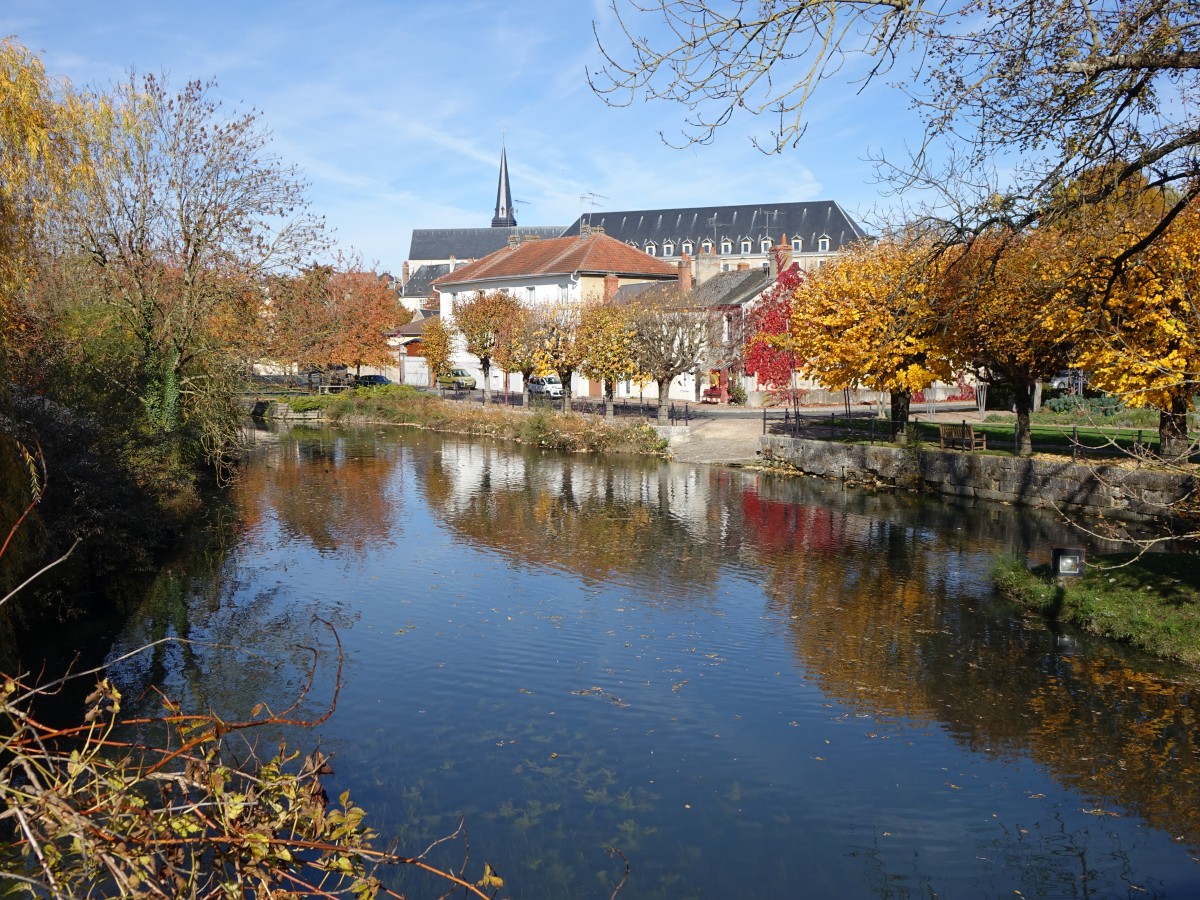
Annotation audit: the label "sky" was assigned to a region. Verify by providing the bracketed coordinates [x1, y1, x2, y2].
[4, 0, 925, 274]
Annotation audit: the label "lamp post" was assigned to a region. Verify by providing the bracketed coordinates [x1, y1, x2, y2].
[1051, 547, 1086, 579]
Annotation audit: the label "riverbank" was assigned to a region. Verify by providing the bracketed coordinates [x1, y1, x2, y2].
[257, 386, 670, 455]
[994, 553, 1200, 666]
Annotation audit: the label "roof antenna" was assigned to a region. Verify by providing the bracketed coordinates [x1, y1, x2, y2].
[580, 192, 608, 232]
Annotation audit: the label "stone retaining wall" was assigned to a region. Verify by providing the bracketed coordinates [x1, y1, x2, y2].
[759, 436, 1195, 523]
[238, 398, 323, 420]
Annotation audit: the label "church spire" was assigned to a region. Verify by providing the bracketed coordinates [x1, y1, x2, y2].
[491, 143, 517, 228]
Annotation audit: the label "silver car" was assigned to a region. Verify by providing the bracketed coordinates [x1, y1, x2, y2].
[528, 375, 564, 398]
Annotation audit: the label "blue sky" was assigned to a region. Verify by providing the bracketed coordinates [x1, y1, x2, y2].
[5, 0, 922, 273]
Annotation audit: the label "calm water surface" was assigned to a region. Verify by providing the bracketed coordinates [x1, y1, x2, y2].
[109, 425, 1200, 898]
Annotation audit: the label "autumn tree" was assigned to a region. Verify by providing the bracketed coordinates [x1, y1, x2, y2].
[578, 301, 637, 419]
[592, 1, 1200, 270]
[629, 286, 712, 424]
[938, 229, 1085, 456]
[0, 38, 93, 305]
[421, 317, 453, 388]
[325, 266, 408, 375]
[453, 290, 521, 405]
[1077, 199, 1200, 459]
[67, 73, 326, 460]
[493, 305, 544, 406]
[788, 236, 951, 442]
[744, 258, 804, 414]
[536, 302, 585, 405]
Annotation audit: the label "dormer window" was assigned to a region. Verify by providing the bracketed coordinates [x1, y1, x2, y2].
[663, 242, 674, 257]
[681, 241, 694, 256]
[720, 240, 732, 255]
[761, 239, 772, 252]
[701, 240, 713, 255]
[740, 240, 752, 254]
[792, 237, 803, 252]
[818, 235, 830, 252]
[646, 242, 657, 256]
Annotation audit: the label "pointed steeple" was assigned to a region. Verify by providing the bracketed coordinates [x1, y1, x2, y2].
[491, 143, 517, 228]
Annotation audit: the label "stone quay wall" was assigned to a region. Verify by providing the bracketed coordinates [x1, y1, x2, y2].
[759, 436, 1195, 523]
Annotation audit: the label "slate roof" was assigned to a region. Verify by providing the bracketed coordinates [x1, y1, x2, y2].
[400, 264, 450, 299]
[611, 268, 772, 308]
[562, 201, 867, 252]
[408, 226, 569, 262]
[433, 233, 679, 288]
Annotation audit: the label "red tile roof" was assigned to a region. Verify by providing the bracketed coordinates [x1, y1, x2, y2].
[432, 233, 679, 287]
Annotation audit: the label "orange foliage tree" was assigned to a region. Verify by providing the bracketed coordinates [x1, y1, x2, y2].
[938, 229, 1087, 456]
[452, 290, 521, 404]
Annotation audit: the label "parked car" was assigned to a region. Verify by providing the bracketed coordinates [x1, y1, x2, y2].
[1050, 370, 1089, 391]
[437, 368, 476, 390]
[356, 374, 392, 388]
[528, 374, 564, 399]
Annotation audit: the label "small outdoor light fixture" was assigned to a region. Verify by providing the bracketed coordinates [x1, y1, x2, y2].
[1051, 547, 1086, 577]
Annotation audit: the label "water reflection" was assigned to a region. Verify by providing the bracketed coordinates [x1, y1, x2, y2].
[106, 426, 1200, 897]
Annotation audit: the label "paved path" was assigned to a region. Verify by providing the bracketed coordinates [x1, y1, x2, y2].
[666, 414, 766, 465]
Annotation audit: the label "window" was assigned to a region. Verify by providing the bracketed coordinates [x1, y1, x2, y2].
[645, 243, 656, 256]
[818, 235, 830, 252]
[740, 240, 752, 254]
[663, 242, 674, 257]
[721, 263, 730, 272]
[682, 241, 694, 256]
[720, 240, 732, 255]
[761, 239, 772, 252]
[701, 240, 713, 255]
[792, 237, 802, 252]
[761, 261, 769, 269]
[526, 286, 536, 301]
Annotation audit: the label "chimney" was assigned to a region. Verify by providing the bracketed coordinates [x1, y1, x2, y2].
[604, 273, 619, 302]
[449, 255, 457, 272]
[507, 234, 521, 248]
[771, 234, 793, 280]
[737, 262, 749, 271]
[677, 257, 693, 293]
[401, 261, 410, 286]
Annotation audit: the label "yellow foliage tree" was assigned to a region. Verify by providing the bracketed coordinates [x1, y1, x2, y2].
[0, 38, 94, 323]
[1077, 199, 1200, 458]
[578, 302, 637, 419]
[787, 236, 952, 441]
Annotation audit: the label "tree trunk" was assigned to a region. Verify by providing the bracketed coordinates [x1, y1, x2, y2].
[1159, 392, 1191, 460]
[558, 369, 573, 413]
[656, 377, 670, 424]
[1013, 381, 1034, 457]
[481, 358, 491, 406]
[604, 381, 615, 421]
[890, 389, 911, 444]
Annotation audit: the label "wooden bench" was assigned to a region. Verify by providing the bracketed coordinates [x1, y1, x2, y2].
[939, 422, 987, 451]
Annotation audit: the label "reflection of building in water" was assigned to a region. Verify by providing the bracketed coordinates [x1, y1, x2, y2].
[419, 441, 734, 593]
[431, 440, 718, 534]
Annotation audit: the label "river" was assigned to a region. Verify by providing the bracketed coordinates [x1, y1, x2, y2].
[105, 424, 1200, 898]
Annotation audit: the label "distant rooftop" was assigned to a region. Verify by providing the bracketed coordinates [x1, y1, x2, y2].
[562, 201, 867, 252]
[409, 226, 568, 263]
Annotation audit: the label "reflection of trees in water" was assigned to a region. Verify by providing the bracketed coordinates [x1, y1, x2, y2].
[237, 428, 403, 556]
[105, 430, 387, 722]
[414, 440, 726, 594]
[742, 478, 1200, 851]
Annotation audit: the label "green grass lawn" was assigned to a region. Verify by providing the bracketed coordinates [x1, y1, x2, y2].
[810, 415, 1170, 458]
[994, 552, 1200, 666]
